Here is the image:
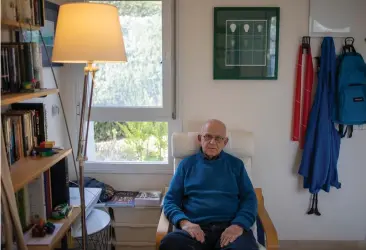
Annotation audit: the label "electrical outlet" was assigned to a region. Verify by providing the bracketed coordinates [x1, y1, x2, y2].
[51, 105, 60, 117]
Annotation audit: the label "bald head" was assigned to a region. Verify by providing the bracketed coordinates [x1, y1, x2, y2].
[201, 119, 227, 137]
[198, 119, 228, 158]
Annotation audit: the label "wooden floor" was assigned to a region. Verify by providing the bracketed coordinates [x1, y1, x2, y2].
[279, 240, 366, 250]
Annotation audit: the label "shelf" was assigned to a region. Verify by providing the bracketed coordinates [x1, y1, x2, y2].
[11, 149, 72, 192]
[27, 207, 81, 250]
[1, 19, 41, 30]
[1, 88, 59, 106]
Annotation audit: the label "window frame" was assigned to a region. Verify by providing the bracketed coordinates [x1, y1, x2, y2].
[84, 0, 179, 174]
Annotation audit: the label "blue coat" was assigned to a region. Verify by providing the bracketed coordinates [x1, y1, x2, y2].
[298, 37, 341, 194]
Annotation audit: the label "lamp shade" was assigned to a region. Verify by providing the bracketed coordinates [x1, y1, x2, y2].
[52, 2, 126, 63]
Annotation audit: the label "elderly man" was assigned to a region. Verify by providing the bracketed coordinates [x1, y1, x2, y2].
[160, 119, 258, 250]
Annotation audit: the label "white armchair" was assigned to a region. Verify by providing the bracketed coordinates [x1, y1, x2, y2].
[156, 131, 279, 250]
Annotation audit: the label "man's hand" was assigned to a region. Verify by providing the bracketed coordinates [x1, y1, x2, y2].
[179, 220, 205, 243]
[220, 225, 243, 247]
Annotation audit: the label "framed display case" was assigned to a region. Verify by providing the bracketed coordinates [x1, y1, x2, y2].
[213, 7, 280, 80]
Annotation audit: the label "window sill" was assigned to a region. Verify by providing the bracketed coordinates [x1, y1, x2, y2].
[84, 161, 174, 175]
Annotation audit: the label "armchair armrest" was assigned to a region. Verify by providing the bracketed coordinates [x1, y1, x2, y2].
[255, 188, 279, 250]
[156, 209, 170, 250]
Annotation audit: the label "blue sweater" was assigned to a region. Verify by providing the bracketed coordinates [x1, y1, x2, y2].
[163, 150, 257, 231]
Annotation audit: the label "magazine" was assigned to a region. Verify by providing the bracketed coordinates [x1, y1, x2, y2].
[104, 191, 139, 207]
[135, 190, 162, 207]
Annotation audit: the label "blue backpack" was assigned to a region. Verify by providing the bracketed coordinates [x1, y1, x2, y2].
[332, 38, 366, 138]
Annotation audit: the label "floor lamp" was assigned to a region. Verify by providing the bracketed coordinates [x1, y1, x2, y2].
[51, 3, 127, 250]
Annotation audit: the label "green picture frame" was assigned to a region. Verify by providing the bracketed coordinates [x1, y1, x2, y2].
[213, 7, 280, 80]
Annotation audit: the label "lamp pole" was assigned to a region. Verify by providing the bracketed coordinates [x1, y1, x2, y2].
[77, 62, 98, 250]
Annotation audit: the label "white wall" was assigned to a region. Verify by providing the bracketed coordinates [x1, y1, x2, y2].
[177, 0, 366, 241]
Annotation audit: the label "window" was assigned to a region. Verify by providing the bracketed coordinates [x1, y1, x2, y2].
[92, 1, 163, 108]
[89, 121, 168, 162]
[83, 0, 178, 172]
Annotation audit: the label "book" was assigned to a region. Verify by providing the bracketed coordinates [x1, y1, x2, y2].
[1, 42, 43, 94]
[104, 191, 139, 207]
[2, 113, 24, 163]
[134, 190, 162, 207]
[1, 0, 17, 21]
[1, 0, 44, 25]
[27, 176, 46, 221]
[11, 102, 48, 145]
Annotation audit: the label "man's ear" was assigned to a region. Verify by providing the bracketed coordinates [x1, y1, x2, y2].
[198, 134, 202, 142]
[224, 137, 229, 146]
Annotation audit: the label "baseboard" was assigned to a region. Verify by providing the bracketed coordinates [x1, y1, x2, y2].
[279, 240, 366, 249]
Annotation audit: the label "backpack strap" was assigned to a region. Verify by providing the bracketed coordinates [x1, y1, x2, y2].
[338, 124, 353, 138]
[307, 194, 315, 215]
[347, 125, 353, 138]
[314, 193, 321, 216]
[338, 124, 345, 138]
[307, 193, 321, 216]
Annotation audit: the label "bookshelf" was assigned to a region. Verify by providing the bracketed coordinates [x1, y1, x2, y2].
[1, 19, 41, 30]
[27, 207, 81, 250]
[11, 148, 72, 192]
[1, 89, 59, 106]
[1, 89, 78, 250]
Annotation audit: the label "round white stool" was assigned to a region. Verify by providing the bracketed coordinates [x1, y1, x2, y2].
[73, 208, 111, 250]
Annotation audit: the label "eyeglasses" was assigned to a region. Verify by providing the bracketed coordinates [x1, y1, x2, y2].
[202, 134, 226, 143]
